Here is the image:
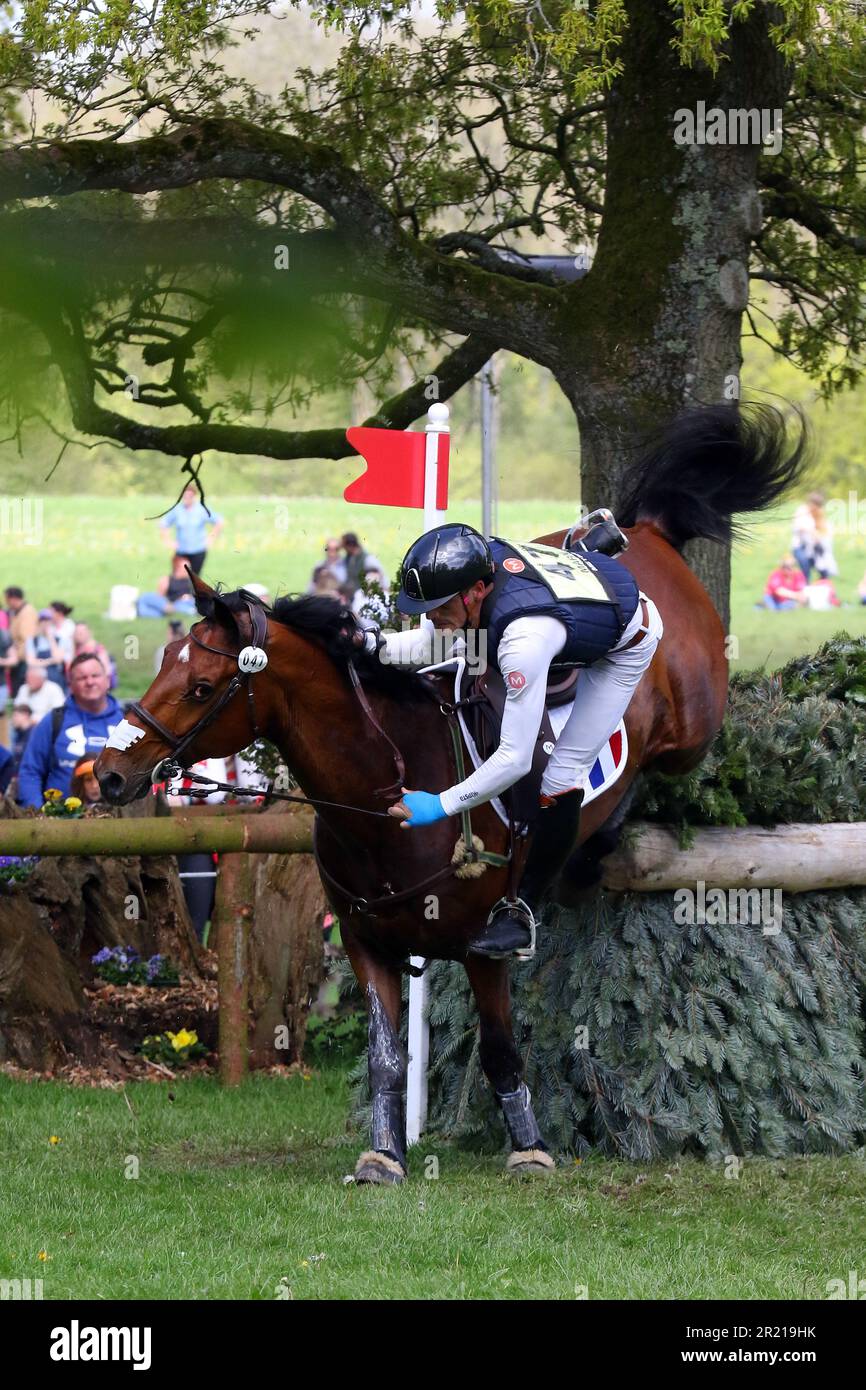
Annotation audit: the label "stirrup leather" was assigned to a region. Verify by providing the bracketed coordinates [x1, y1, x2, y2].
[486, 896, 537, 962]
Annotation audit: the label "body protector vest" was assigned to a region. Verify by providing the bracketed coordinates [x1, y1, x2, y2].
[479, 538, 640, 668]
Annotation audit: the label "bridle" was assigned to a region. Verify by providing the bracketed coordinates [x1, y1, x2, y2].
[129, 594, 403, 819]
[129, 594, 270, 785]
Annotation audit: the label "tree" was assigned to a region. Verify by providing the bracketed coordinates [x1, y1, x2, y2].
[0, 1, 864, 618]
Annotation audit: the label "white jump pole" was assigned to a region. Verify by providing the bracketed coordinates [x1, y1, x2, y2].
[406, 401, 449, 1147]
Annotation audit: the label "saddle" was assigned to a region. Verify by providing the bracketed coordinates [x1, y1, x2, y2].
[459, 664, 578, 828]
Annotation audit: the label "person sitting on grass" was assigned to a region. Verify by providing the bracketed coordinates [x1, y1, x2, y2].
[136, 553, 197, 618]
[756, 554, 808, 610]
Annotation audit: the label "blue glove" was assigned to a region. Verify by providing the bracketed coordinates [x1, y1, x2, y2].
[399, 789, 447, 828]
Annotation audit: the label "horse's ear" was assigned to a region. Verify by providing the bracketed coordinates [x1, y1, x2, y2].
[188, 568, 237, 633]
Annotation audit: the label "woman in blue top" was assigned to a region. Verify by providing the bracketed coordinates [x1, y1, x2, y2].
[159, 484, 224, 574]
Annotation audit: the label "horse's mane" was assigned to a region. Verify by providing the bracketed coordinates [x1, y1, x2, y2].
[195, 587, 431, 702]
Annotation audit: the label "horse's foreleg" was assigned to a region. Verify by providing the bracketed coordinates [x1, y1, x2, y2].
[464, 954, 555, 1176]
[343, 937, 407, 1185]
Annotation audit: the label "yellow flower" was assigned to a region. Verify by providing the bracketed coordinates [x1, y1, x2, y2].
[64, 797, 82, 810]
[43, 788, 63, 802]
[37, 1250, 50, 1261]
[168, 1029, 197, 1051]
[49, 1135, 60, 1145]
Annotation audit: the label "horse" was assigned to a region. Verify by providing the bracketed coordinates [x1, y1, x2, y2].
[96, 402, 805, 1184]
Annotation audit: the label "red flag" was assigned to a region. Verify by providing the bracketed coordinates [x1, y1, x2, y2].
[344, 427, 449, 509]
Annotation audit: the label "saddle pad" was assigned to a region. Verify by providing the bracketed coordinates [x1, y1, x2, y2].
[418, 656, 629, 829]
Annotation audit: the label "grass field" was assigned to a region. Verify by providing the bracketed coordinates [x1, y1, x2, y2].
[3, 494, 866, 699]
[1, 1067, 863, 1301]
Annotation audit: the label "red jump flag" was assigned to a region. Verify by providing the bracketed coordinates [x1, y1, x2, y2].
[344, 425, 450, 510]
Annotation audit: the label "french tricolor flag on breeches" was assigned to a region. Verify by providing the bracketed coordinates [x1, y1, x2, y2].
[343, 405, 451, 1147]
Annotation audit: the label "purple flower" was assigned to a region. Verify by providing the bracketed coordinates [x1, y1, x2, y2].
[92, 947, 113, 964]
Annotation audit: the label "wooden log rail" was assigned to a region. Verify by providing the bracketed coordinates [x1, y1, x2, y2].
[601, 822, 866, 892]
[3, 814, 865, 893]
[0, 810, 314, 857]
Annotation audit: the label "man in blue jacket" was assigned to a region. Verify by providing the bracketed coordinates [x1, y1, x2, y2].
[17, 652, 123, 807]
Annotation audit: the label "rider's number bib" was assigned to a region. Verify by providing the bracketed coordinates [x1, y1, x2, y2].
[506, 541, 613, 605]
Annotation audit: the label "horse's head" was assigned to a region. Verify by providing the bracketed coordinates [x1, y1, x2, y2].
[96, 572, 272, 804]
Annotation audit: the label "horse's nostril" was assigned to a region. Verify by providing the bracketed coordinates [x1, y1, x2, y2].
[99, 771, 127, 803]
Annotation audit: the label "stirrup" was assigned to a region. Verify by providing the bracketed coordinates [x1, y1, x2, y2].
[485, 896, 537, 963]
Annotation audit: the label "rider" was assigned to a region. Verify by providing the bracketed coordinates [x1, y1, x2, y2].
[358, 523, 663, 959]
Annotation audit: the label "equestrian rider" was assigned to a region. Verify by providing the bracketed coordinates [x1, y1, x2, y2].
[356, 524, 663, 959]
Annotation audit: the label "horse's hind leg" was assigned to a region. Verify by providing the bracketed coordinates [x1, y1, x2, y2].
[465, 955, 554, 1176]
[343, 938, 407, 1186]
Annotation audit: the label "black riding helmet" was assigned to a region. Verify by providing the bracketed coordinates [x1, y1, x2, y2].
[397, 523, 495, 615]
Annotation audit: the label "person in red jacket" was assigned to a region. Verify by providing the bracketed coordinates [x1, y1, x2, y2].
[759, 555, 808, 610]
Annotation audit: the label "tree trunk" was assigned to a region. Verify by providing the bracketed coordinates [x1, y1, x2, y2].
[555, 1, 790, 626]
[0, 796, 205, 1069]
[211, 802, 326, 1067]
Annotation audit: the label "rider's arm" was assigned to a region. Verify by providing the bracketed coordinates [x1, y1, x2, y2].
[365, 625, 465, 667]
[438, 616, 567, 816]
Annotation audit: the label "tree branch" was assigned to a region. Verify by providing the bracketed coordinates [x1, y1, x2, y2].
[0, 119, 562, 358]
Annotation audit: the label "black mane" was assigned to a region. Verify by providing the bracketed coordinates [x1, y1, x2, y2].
[195, 587, 430, 701]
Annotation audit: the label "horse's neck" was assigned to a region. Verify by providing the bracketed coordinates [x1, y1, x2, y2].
[264, 648, 418, 830]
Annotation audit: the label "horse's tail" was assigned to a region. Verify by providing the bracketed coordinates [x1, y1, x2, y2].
[616, 402, 809, 550]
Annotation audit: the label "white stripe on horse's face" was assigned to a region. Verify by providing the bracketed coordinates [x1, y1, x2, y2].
[105, 719, 146, 753]
[178, 643, 190, 663]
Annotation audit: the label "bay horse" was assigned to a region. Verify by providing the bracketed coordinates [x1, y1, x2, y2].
[96, 403, 804, 1183]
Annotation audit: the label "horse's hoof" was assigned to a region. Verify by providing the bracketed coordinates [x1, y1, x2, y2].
[354, 1150, 406, 1185]
[505, 1148, 556, 1176]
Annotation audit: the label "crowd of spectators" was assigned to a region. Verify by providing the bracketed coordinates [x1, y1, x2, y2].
[757, 492, 852, 612]
[307, 531, 389, 615]
[0, 587, 123, 804]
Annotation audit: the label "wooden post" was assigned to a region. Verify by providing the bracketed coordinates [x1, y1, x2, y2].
[217, 853, 254, 1087]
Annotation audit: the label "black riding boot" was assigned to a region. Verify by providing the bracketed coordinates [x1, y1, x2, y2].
[468, 788, 585, 959]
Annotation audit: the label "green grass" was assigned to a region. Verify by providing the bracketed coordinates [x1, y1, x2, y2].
[5, 495, 866, 700]
[0, 1069, 862, 1300]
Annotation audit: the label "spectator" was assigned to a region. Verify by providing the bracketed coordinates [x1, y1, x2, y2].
[307, 538, 347, 594]
[0, 743, 13, 795]
[159, 484, 224, 574]
[137, 553, 197, 618]
[791, 492, 837, 581]
[48, 601, 75, 664]
[25, 610, 68, 688]
[756, 554, 808, 610]
[341, 532, 370, 599]
[17, 653, 123, 807]
[69, 757, 103, 806]
[858, 571, 866, 605]
[14, 665, 66, 721]
[311, 571, 343, 602]
[0, 607, 16, 694]
[9, 704, 34, 771]
[3, 586, 39, 695]
[72, 623, 116, 688]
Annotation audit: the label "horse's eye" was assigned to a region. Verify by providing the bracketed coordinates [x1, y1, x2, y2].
[192, 682, 214, 701]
